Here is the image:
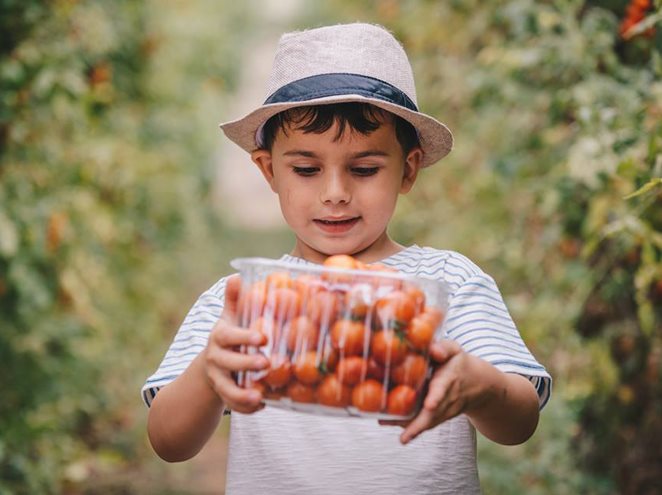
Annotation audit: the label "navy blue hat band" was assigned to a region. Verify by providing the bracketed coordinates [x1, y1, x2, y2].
[264, 73, 418, 112]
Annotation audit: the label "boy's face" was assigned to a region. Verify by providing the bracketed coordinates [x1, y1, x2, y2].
[252, 114, 422, 264]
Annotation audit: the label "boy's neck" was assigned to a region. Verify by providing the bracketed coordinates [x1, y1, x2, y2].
[290, 235, 406, 265]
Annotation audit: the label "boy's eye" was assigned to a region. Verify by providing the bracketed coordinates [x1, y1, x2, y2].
[293, 166, 319, 176]
[351, 167, 379, 177]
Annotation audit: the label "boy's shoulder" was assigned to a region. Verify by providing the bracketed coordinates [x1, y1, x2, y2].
[387, 245, 485, 284]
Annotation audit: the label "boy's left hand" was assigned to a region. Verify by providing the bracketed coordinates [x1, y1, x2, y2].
[380, 340, 487, 444]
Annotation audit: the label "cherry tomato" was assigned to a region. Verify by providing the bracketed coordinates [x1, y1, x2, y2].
[319, 340, 339, 373]
[322, 254, 359, 284]
[293, 274, 324, 300]
[293, 351, 322, 385]
[265, 287, 302, 322]
[374, 291, 416, 326]
[264, 355, 292, 388]
[386, 385, 418, 416]
[237, 281, 267, 323]
[370, 329, 408, 367]
[366, 357, 386, 382]
[265, 271, 295, 289]
[405, 315, 435, 352]
[335, 356, 367, 385]
[286, 315, 319, 353]
[419, 306, 445, 329]
[317, 375, 352, 407]
[286, 381, 317, 403]
[351, 379, 385, 412]
[344, 284, 374, 319]
[330, 319, 368, 356]
[305, 290, 341, 329]
[403, 283, 426, 313]
[390, 353, 428, 389]
[249, 316, 276, 350]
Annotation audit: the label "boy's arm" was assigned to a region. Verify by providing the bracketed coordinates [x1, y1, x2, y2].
[386, 340, 540, 446]
[147, 276, 268, 462]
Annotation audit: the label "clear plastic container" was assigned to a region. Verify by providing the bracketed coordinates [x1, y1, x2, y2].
[231, 257, 449, 420]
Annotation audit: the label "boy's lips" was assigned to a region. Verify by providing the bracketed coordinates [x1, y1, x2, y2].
[313, 216, 360, 234]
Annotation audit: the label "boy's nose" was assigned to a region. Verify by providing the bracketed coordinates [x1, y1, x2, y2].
[320, 173, 351, 205]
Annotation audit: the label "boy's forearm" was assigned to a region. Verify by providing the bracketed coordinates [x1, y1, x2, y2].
[465, 357, 540, 445]
[147, 352, 225, 462]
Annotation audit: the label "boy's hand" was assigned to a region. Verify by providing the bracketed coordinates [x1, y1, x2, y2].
[204, 275, 269, 414]
[380, 340, 487, 444]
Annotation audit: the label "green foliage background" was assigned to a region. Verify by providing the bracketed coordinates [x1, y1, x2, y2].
[1, 0, 661, 494]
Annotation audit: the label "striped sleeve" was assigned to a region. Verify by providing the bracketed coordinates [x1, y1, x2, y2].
[141, 277, 228, 407]
[444, 271, 552, 409]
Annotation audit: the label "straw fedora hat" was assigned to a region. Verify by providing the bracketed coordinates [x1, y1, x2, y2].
[220, 23, 453, 167]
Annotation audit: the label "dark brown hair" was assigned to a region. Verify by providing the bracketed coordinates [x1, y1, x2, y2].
[260, 103, 419, 155]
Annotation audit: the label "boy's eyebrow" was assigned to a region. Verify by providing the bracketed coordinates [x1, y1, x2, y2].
[282, 150, 391, 158]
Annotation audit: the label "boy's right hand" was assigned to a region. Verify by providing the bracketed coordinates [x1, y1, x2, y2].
[204, 275, 269, 414]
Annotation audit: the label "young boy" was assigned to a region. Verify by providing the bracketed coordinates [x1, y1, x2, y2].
[143, 23, 551, 494]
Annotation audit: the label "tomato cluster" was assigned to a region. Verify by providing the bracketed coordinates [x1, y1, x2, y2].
[236, 255, 446, 418]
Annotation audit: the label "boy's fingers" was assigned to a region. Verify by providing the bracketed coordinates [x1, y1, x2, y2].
[399, 408, 435, 444]
[207, 346, 269, 372]
[207, 369, 264, 412]
[211, 322, 266, 348]
[221, 275, 242, 323]
[429, 340, 462, 364]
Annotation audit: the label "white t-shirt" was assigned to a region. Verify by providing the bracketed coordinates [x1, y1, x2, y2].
[143, 245, 552, 494]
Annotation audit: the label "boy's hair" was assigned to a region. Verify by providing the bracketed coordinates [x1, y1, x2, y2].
[260, 103, 420, 156]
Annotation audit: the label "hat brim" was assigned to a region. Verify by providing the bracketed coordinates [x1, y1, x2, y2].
[219, 94, 453, 168]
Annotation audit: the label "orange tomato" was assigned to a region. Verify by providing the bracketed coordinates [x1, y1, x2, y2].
[286, 381, 317, 403]
[405, 315, 435, 352]
[293, 351, 322, 385]
[403, 283, 426, 313]
[265, 271, 295, 289]
[293, 274, 324, 300]
[330, 319, 368, 356]
[386, 385, 418, 416]
[320, 341, 339, 373]
[370, 329, 408, 367]
[237, 281, 268, 323]
[285, 315, 319, 353]
[265, 287, 302, 322]
[305, 290, 341, 329]
[374, 290, 416, 327]
[390, 353, 428, 389]
[344, 284, 374, 319]
[323, 254, 358, 270]
[264, 355, 292, 388]
[351, 379, 385, 412]
[419, 306, 444, 329]
[335, 356, 367, 385]
[317, 375, 352, 407]
[366, 357, 386, 382]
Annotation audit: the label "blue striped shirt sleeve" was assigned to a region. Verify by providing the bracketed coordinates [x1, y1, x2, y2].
[444, 271, 552, 409]
[141, 278, 228, 407]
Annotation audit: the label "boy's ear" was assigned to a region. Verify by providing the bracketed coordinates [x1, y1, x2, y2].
[400, 146, 423, 193]
[251, 149, 277, 192]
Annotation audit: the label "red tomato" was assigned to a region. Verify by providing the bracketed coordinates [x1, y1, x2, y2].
[305, 290, 341, 330]
[286, 381, 317, 403]
[265, 287, 302, 322]
[330, 319, 368, 356]
[370, 329, 408, 367]
[293, 351, 322, 385]
[386, 385, 418, 416]
[286, 315, 319, 353]
[237, 281, 268, 323]
[317, 375, 352, 407]
[351, 379, 385, 412]
[405, 315, 435, 352]
[264, 356, 292, 388]
[335, 356, 367, 385]
[390, 353, 428, 389]
[374, 290, 416, 326]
